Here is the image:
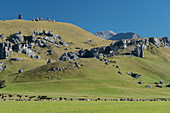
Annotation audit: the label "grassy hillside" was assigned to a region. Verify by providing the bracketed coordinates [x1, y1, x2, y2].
[0, 20, 170, 99]
[0, 20, 111, 48]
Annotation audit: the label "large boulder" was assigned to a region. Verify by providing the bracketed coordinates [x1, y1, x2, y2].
[146, 85, 152, 88]
[0, 34, 4, 40]
[110, 40, 127, 51]
[14, 31, 23, 42]
[18, 14, 23, 20]
[149, 37, 160, 48]
[134, 44, 144, 58]
[0, 42, 13, 59]
[10, 58, 23, 61]
[127, 72, 142, 79]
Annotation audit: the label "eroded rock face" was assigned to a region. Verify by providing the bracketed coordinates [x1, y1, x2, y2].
[0, 62, 7, 72]
[134, 44, 144, 58]
[14, 31, 23, 42]
[0, 42, 13, 59]
[59, 52, 79, 61]
[149, 37, 160, 48]
[77, 37, 169, 59]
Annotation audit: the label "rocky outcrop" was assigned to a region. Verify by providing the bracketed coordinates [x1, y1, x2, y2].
[134, 44, 144, 58]
[0, 34, 4, 40]
[59, 52, 79, 61]
[0, 30, 70, 59]
[127, 72, 142, 79]
[0, 41, 13, 59]
[77, 37, 169, 59]
[13, 31, 23, 42]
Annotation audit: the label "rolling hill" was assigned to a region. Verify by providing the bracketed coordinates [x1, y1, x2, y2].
[0, 20, 170, 99]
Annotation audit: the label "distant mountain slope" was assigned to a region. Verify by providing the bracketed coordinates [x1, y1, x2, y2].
[95, 31, 117, 39]
[95, 31, 142, 40]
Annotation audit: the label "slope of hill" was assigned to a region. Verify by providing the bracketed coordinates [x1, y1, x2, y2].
[0, 20, 170, 99]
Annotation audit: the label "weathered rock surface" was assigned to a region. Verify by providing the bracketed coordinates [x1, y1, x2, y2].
[127, 72, 142, 79]
[0, 62, 7, 72]
[59, 52, 79, 61]
[146, 85, 153, 88]
[10, 58, 23, 61]
[0, 42, 13, 59]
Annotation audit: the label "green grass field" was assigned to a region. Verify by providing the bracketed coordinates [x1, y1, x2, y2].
[0, 101, 169, 113]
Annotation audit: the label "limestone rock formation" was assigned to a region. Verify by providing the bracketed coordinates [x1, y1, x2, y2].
[0, 62, 7, 72]
[0, 34, 4, 40]
[60, 37, 169, 60]
[0, 42, 13, 59]
[59, 52, 79, 61]
[14, 31, 23, 42]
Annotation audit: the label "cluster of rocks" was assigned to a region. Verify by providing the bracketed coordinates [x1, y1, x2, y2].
[0, 93, 54, 101]
[17, 14, 56, 22]
[126, 72, 142, 79]
[33, 30, 69, 48]
[59, 52, 80, 61]
[0, 29, 69, 59]
[59, 37, 153, 61]
[32, 17, 55, 22]
[80, 37, 169, 59]
[97, 57, 123, 75]
[146, 80, 170, 88]
[47, 61, 84, 74]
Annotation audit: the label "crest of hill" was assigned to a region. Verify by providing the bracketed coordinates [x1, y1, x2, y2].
[0, 20, 112, 49]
